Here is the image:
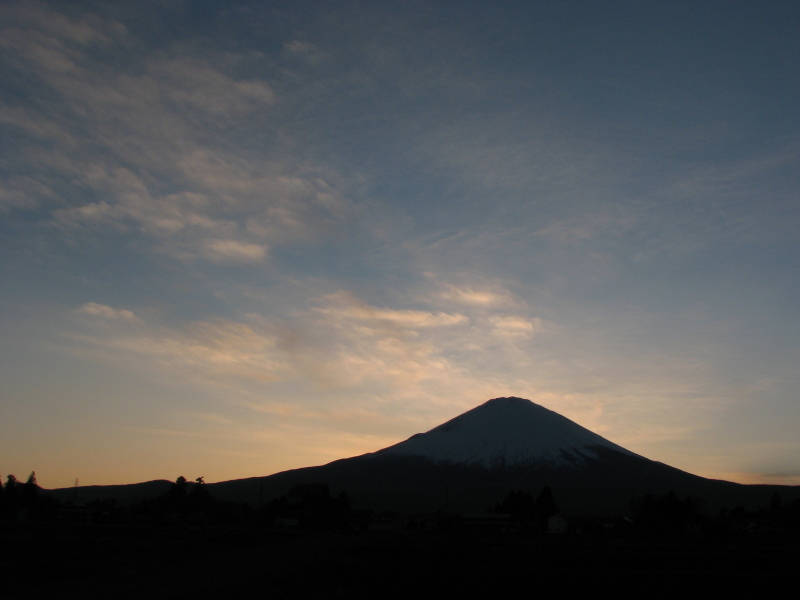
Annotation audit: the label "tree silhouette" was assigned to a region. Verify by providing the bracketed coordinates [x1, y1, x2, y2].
[497, 490, 535, 520]
[536, 486, 558, 518]
[169, 476, 188, 498]
[23, 471, 39, 507]
[5, 474, 18, 500]
[496, 487, 560, 532]
[161, 475, 189, 514]
[633, 491, 702, 536]
[2, 474, 19, 517]
[189, 476, 211, 510]
[535, 486, 558, 529]
[284, 483, 350, 530]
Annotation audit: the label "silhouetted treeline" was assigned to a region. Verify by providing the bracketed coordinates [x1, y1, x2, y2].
[0, 472, 59, 521]
[15, 475, 351, 531]
[631, 491, 706, 536]
[6, 473, 800, 541]
[630, 490, 800, 541]
[262, 483, 350, 530]
[494, 486, 559, 532]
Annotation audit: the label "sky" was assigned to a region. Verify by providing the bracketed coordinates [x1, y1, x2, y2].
[2, 0, 799, 490]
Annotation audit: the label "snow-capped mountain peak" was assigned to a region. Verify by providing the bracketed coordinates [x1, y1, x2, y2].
[377, 397, 635, 468]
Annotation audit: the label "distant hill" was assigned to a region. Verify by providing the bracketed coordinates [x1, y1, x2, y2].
[47, 480, 173, 505]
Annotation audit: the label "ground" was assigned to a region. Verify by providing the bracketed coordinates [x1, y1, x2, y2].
[4, 521, 799, 597]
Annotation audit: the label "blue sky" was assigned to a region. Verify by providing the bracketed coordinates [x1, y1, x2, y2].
[2, 0, 799, 489]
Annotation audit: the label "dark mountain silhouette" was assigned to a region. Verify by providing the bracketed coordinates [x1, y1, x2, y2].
[48, 480, 173, 505]
[48, 397, 800, 516]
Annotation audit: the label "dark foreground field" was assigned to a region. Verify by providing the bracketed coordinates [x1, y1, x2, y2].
[4, 522, 799, 598]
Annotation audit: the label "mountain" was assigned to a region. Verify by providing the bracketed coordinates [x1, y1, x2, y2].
[202, 397, 799, 516]
[49, 397, 800, 516]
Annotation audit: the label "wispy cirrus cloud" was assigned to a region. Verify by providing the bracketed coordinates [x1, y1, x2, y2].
[69, 305, 288, 385]
[488, 315, 540, 339]
[316, 290, 468, 328]
[66, 278, 545, 405]
[77, 302, 140, 322]
[202, 239, 268, 263]
[269, 283, 547, 405]
[430, 279, 527, 310]
[1, 1, 353, 266]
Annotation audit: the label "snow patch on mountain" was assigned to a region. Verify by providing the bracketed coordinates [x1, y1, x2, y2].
[378, 397, 636, 468]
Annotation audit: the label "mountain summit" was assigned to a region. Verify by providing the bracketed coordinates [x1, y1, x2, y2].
[377, 397, 636, 468]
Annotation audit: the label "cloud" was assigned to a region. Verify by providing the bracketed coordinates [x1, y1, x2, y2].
[0, 176, 54, 212]
[69, 315, 288, 385]
[488, 315, 541, 338]
[146, 56, 274, 119]
[282, 40, 326, 65]
[268, 284, 551, 405]
[2, 2, 351, 265]
[76, 302, 140, 322]
[433, 280, 526, 309]
[68, 285, 535, 403]
[51, 161, 343, 264]
[202, 239, 268, 263]
[0, 2, 126, 72]
[317, 290, 468, 328]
